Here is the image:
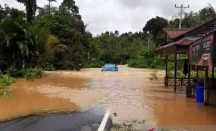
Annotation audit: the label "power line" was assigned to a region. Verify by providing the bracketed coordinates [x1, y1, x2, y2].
[175, 4, 190, 29]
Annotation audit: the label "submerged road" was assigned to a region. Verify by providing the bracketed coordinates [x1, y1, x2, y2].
[0, 108, 112, 131]
[1, 65, 216, 131]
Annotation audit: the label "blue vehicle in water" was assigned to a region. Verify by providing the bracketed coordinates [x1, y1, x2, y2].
[101, 64, 118, 72]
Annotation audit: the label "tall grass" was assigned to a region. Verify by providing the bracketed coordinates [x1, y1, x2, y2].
[0, 75, 15, 88]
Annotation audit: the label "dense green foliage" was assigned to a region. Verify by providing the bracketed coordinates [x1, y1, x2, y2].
[128, 43, 164, 69]
[0, 74, 15, 88]
[87, 32, 147, 66]
[24, 68, 42, 80]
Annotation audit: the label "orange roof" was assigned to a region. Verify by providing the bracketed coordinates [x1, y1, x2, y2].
[164, 28, 190, 39]
[155, 37, 193, 52]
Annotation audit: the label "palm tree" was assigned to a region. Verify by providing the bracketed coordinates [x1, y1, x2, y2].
[16, 0, 37, 23]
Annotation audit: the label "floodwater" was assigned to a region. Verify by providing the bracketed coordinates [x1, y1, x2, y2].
[1, 65, 216, 128]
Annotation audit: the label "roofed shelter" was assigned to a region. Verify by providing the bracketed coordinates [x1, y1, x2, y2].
[163, 28, 190, 44]
[189, 30, 216, 106]
[155, 16, 216, 98]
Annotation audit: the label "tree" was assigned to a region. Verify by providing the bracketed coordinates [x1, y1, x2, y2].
[0, 4, 10, 22]
[114, 30, 119, 36]
[60, 0, 79, 14]
[37, 5, 58, 19]
[198, 4, 216, 22]
[0, 9, 35, 68]
[143, 16, 168, 40]
[169, 4, 216, 28]
[16, 0, 37, 23]
[35, 1, 87, 70]
[182, 11, 199, 28]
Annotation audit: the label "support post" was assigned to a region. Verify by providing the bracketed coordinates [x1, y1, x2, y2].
[165, 55, 168, 86]
[188, 62, 191, 85]
[204, 66, 209, 106]
[212, 67, 214, 79]
[174, 53, 177, 92]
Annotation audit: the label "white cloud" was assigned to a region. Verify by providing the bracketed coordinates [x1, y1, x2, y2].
[1, 0, 216, 35]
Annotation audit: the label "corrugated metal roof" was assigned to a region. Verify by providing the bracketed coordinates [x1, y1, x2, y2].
[164, 28, 190, 39]
[155, 29, 216, 53]
[155, 37, 192, 52]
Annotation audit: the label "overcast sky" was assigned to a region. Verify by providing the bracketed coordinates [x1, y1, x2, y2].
[0, 0, 216, 35]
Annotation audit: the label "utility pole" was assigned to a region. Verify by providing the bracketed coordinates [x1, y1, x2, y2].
[49, 0, 51, 15]
[48, 0, 56, 15]
[175, 4, 190, 29]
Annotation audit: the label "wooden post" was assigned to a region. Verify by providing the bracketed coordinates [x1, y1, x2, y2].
[166, 56, 168, 76]
[212, 67, 214, 79]
[204, 66, 209, 106]
[165, 55, 168, 86]
[174, 53, 177, 92]
[188, 62, 191, 85]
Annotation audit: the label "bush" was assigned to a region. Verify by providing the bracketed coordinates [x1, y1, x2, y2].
[0, 75, 15, 88]
[150, 56, 165, 69]
[41, 62, 55, 71]
[5, 66, 19, 77]
[128, 58, 148, 68]
[24, 68, 43, 80]
[83, 60, 105, 68]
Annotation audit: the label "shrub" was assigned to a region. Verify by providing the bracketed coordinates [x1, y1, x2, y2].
[41, 62, 55, 71]
[150, 56, 165, 69]
[150, 70, 158, 80]
[20, 68, 27, 77]
[5, 66, 19, 77]
[24, 68, 43, 80]
[128, 58, 148, 68]
[83, 60, 105, 68]
[0, 75, 15, 88]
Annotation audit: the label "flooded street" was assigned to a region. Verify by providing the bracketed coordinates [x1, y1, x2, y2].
[1, 65, 216, 128]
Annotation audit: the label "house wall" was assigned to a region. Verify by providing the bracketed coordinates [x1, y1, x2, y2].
[204, 78, 216, 106]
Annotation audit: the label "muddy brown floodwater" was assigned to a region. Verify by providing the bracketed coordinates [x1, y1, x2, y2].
[1, 65, 216, 128]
